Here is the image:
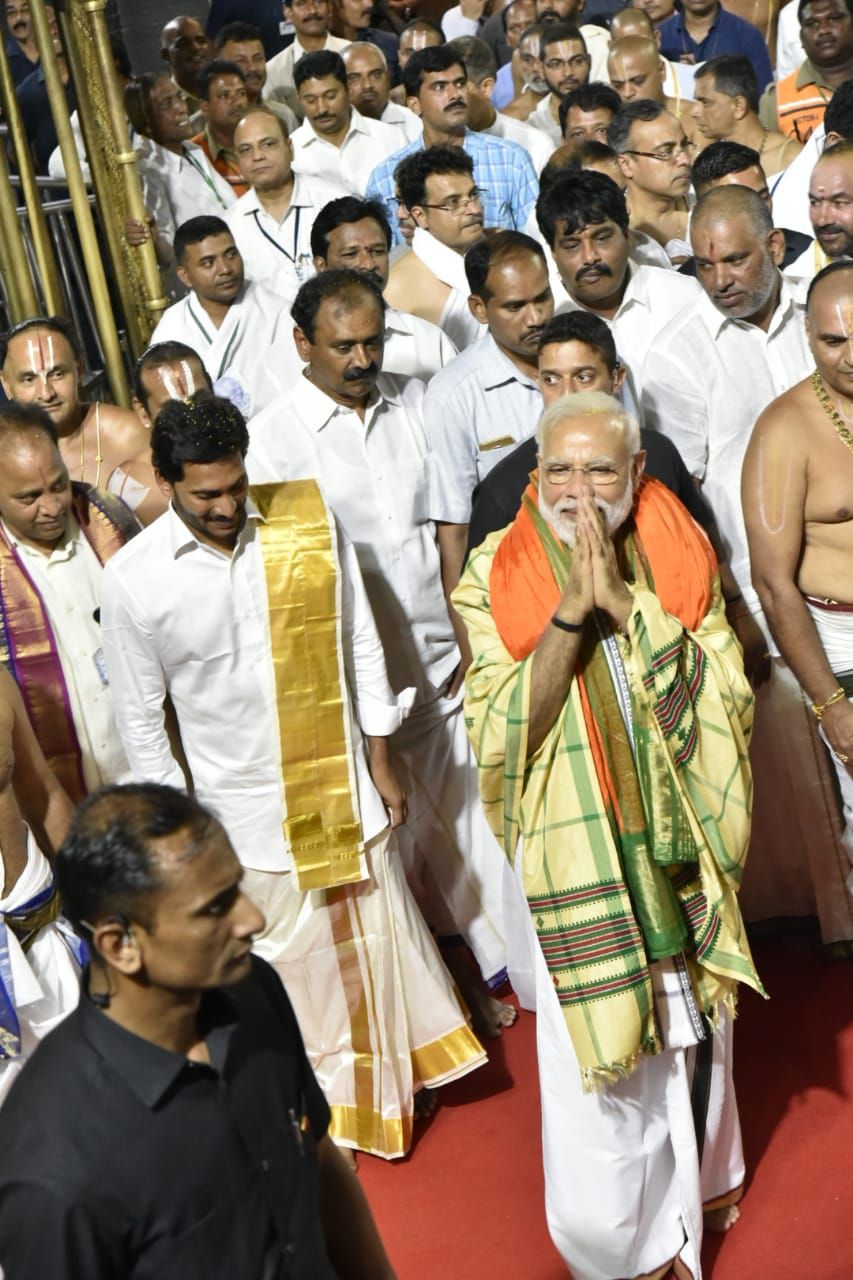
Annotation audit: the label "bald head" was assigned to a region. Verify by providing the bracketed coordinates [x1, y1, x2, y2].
[608, 37, 665, 104]
[610, 8, 655, 39]
[342, 41, 391, 118]
[691, 183, 773, 242]
[691, 185, 783, 323]
[160, 16, 212, 94]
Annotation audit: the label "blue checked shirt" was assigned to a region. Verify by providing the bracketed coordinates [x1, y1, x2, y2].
[365, 129, 540, 246]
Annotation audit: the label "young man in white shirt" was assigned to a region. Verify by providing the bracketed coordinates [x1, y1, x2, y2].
[149, 216, 299, 415]
[228, 106, 348, 305]
[342, 42, 422, 141]
[247, 270, 517, 1037]
[290, 50, 402, 194]
[641, 185, 843, 934]
[527, 22, 590, 143]
[100, 393, 487, 1158]
[537, 168, 699, 406]
[264, 0, 350, 117]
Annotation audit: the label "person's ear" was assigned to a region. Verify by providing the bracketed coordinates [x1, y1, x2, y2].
[612, 363, 626, 394]
[468, 293, 488, 324]
[293, 324, 312, 364]
[407, 93, 423, 118]
[132, 396, 152, 430]
[409, 202, 429, 230]
[632, 448, 647, 484]
[177, 263, 191, 291]
[154, 468, 174, 500]
[312, 255, 328, 274]
[91, 917, 144, 977]
[732, 92, 749, 122]
[767, 227, 786, 268]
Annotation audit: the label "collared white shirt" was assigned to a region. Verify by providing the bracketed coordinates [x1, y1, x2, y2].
[4, 516, 129, 791]
[423, 331, 543, 524]
[136, 138, 236, 243]
[641, 276, 812, 614]
[149, 280, 299, 416]
[381, 100, 423, 143]
[527, 93, 562, 144]
[226, 173, 350, 305]
[384, 306, 457, 382]
[483, 112, 554, 175]
[101, 502, 403, 873]
[291, 106, 401, 195]
[264, 32, 351, 101]
[247, 374, 459, 697]
[556, 261, 701, 406]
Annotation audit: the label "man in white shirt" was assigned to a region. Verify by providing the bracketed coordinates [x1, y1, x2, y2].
[0, 405, 134, 803]
[786, 138, 853, 279]
[228, 106, 348, 305]
[149, 216, 299, 416]
[342, 42, 423, 141]
[640, 185, 840, 930]
[536, 168, 699, 406]
[247, 271, 516, 1037]
[101, 393, 486, 1157]
[424, 231, 554, 606]
[527, 22, 591, 143]
[385, 146, 487, 350]
[264, 0, 350, 118]
[447, 35, 555, 174]
[311, 196, 458, 380]
[291, 49, 402, 193]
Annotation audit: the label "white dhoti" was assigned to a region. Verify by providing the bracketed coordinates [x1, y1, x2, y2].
[804, 598, 853, 900]
[0, 836, 82, 1105]
[242, 828, 487, 1159]
[526, 882, 743, 1280]
[389, 686, 520, 987]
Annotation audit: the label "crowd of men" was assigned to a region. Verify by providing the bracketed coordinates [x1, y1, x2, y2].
[0, 1, 852, 1277]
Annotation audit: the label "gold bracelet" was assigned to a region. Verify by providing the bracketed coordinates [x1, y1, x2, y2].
[811, 687, 847, 720]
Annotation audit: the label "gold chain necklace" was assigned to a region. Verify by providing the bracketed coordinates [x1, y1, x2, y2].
[812, 368, 853, 452]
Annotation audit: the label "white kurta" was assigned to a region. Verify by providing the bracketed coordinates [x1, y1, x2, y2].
[3, 517, 130, 791]
[423, 331, 542, 524]
[246, 376, 509, 982]
[136, 138, 236, 243]
[226, 173, 350, 305]
[291, 107, 402, 195]
[148, 280, 299, 416]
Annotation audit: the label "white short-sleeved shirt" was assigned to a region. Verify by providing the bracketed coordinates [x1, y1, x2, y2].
[291, 107, 402, 195]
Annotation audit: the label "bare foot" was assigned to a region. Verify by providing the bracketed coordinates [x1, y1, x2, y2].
[441, 945, 518, 1039]
[336, 1144, 358, 1171]
[704, 1203, 740, 1233]
[414, 1088, 438, 1120]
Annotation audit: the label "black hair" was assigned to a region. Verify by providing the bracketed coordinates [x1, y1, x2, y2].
[798, 0, 853, 22]
[537, 310, 618, 369]
[57, 784, 214, 941]
[395, 144, 474, 211]
[0, 401, 60, 448]
[536, 169, 629, 245]
[196, 58, 247, 100]
[310, 196, 392, 259]
[110, 33, 133, 81]
[807, 257, 853, 308]
[291, 268, 385, 343]
[0, 314, 82, 367]
[824, 77, 853, 139]
[214, 21, 264, 49]
[151, 392, 249, 482]
[124, 71, 172, 140]
[690, 140, 762, 194]
[464, 229, 546, 298]
[294, 49, 348, 91]
[607, 98, 666, 153]
[540, 22, 586, 56]
[447, 36, 497, 83]
[173, 216, 233, 265]
[696, 55, 760, 115]
[133, 342, 212, 412]
[559, 81, 620, 134]
[403, 44, 467, 99]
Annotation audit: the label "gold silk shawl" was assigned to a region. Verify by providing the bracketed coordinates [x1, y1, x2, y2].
[453, 526, 764, 1091]
[252, 480, 364, 892]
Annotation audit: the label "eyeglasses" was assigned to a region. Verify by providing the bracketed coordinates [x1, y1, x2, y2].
[622, 140, 694, 163]
[419, 187, 484, 214]
[541, 462, 623, 486]
[543, 55, 589, 72]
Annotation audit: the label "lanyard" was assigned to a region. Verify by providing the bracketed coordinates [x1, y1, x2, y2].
[187, 297, 242, 380]
[181, 146, 229, 210]
[251, 204, 302, 264]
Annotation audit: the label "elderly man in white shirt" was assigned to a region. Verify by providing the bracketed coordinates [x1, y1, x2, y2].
[0, 407, 135, 803]
[247, 270, 517, 1039]
[149, 215, 299, 415]
[100, 393, 487, 1158]
[264, 0, 350, 117]
[537, 168, 699, 410]
[640, 184, 840, 930]
[227, 106, 348, 305]
[290, 50, 401, 194]
[342, 42, 423, 142]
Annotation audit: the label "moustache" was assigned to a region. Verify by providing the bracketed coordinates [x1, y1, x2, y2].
[521, 326, 545, 343]
[538, 8, 560, 19]
[343, 364, 378, 382]
[817, 222, 847, 237]
[445, 99, 466, 111]
[576, 264, 612, 282]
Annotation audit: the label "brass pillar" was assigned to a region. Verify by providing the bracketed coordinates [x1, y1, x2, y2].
[0, 141, 38, 318]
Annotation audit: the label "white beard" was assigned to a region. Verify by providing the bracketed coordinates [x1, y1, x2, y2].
[539, 479, 636, 548]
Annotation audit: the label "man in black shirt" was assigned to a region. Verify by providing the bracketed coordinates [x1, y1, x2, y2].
[0, 783, 396, 1280]
[468, 310, 712, 554]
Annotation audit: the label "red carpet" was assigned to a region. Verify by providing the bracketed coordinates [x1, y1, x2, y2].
[359, 938, 853, 1279]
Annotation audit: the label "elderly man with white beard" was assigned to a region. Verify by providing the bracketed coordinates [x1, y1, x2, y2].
[453, 390, 762, 1280]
